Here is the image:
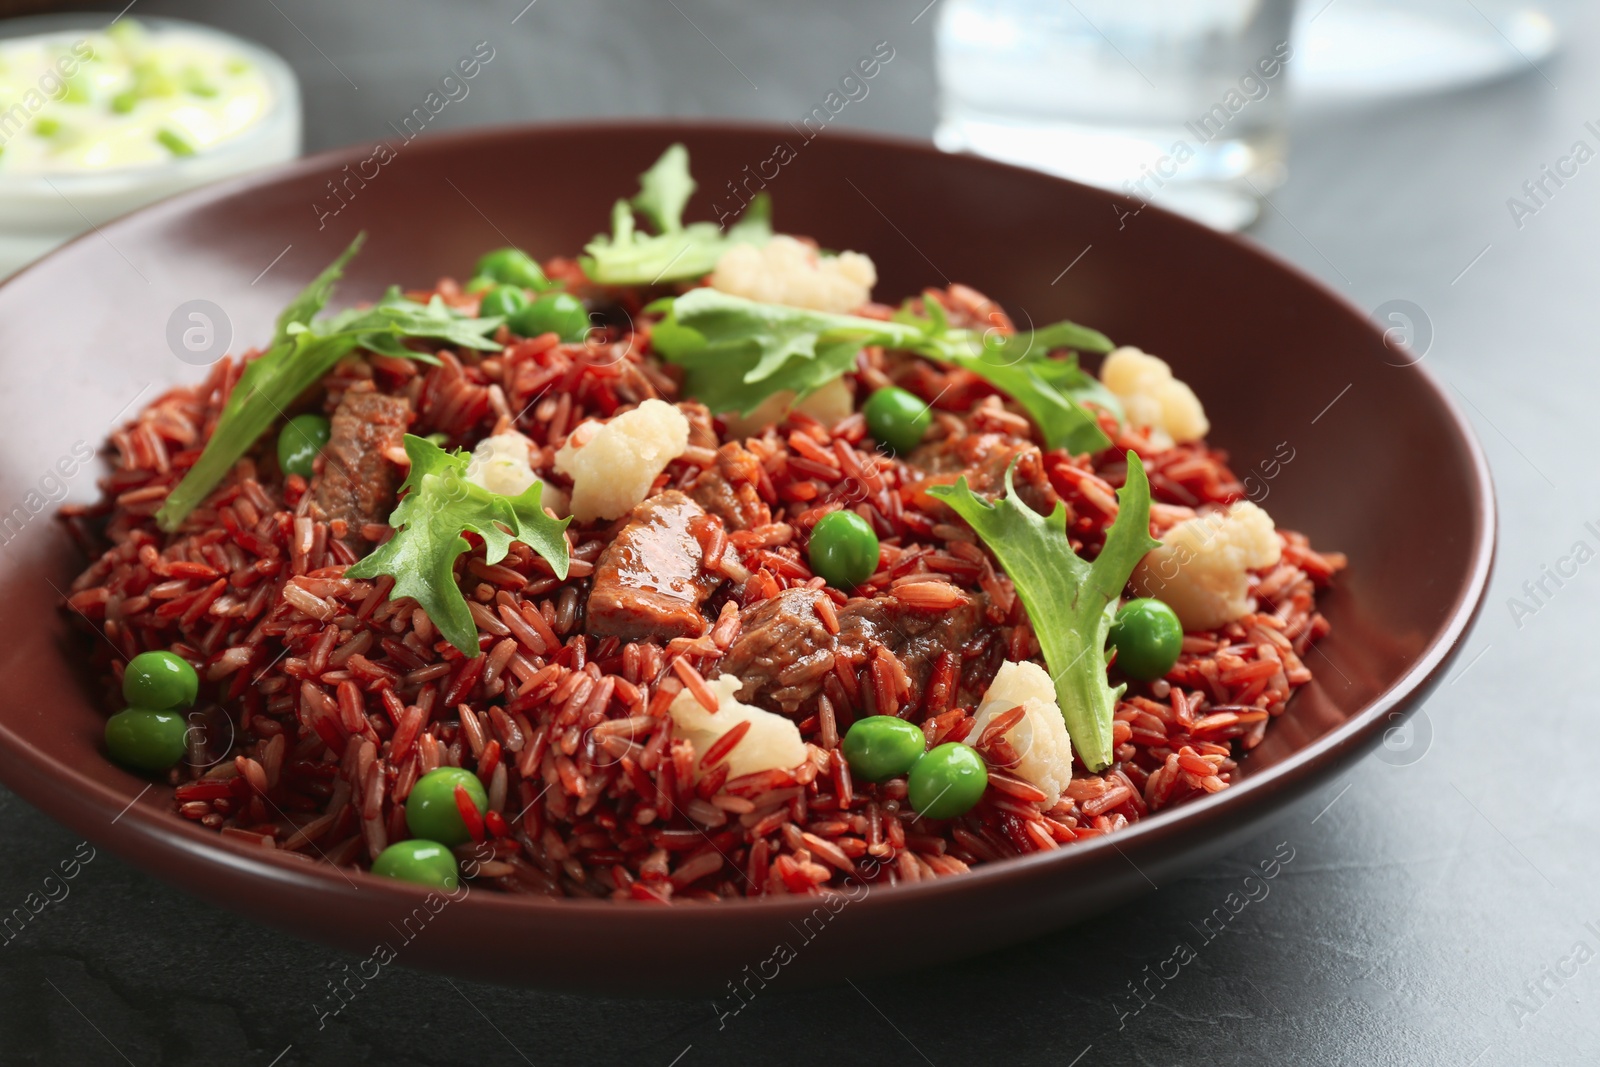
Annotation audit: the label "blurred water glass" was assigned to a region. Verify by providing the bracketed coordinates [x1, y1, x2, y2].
[1295, 0, 1561, 102]
[935, 0, 1299, 231]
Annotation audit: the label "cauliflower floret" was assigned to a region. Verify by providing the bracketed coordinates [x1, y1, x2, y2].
[719, 376, 855, 439]
[966, 661, 1074, 808]
[669, 674, 808, 779]
[464, 430, 569, 515]
[1099, 346, 1209, 450]
[711, 235, 877, 314]
[467, 432, 538, 496]
[464, 428, 563, 508]
[1131, 501, 1282, 631]
[553, 399, 689, 522]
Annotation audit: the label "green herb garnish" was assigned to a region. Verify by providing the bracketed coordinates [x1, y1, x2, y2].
[929, 452, 1158, 771]
[650, 287, 1118, 453]
[649, 288, 880, 416]
[155, 235, 503, 531]
[900, 297, 1117, 455]
[346, 435, 571, 657]
[580, 143, 771, 286]
[156, 128, 195, 157]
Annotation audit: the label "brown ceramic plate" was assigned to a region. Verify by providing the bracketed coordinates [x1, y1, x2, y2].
[0, 122, 1493, 994]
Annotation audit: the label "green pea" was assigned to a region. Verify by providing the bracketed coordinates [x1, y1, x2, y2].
[477, 283, 529, 320]
[464, 275, 496, 295]
[474, 248, 550, 291]
[808, 509, 879, 590]
[277, 413, 330, 480]
[907, 743, 988, 820]
[863, 386, 931, 454]
[371, 839, 459, 891]
[507, 292, 590, 343]
[405, 767, 488, 847]
[122, 650, 198, 710]
[841, 716, 926, 783]
[1108, 597, 1184, 682]
[105, 708, 189, 772]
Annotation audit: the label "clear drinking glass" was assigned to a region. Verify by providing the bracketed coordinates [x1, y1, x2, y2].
[935, 0, 1300, 231]
[1295, 0, 1561, 102]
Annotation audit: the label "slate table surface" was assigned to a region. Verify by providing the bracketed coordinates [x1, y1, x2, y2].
[2, 2, 1597, 1064]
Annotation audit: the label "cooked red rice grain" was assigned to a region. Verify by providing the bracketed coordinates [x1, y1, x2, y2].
[698, 719, 751, 769]
[817, 694, 840, 751]
[454, 784, 487, 843]
[63, 288, 1344, 902]
[671, 657, 718, 712]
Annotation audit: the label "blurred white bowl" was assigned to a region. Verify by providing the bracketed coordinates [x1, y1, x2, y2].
[0, 14, 301, 279]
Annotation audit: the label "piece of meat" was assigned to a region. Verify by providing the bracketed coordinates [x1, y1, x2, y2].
[718, 589, 835, 712]
[689, 441, 771, 531]
[313, 383, 412, 548]
[844, 595, 991, 703]
[719, 586, 991, 713]
[678, 401, 721, 451]
[586, 490, 721, 640]
[907, 432, 1056, 515]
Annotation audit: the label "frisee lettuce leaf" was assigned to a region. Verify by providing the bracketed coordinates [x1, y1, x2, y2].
[155, 236, 503, 532]
[929, 452, 1157, 772]
[649, 287, 1118, 453]
[346, 435, 571, 657]
[580, 143, 771, 286]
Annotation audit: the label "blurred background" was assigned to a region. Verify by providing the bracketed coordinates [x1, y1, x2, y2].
[0, 0, 1579, 268]
[4, 2, 1598, 1065]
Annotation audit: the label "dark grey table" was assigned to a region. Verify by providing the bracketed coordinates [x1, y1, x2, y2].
[4, 2, 1596, 1064]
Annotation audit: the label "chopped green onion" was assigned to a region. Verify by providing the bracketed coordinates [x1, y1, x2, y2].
[156, 127, 195, 157]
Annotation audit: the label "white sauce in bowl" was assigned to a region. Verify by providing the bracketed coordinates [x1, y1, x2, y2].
[0, 20, 275, 175]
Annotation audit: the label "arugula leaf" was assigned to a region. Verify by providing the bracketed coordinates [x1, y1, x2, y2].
[649, 287, 887, 415]
[985, 317, 1117, 419]
[346, 435, 571, 657]
[1029, 355, 1126, 425]
[580, 144, 771, 286]
[998, 319, 1114, 358]
[929, 452, 1158, 772]
[651, 288, 1117, 452]
[892, 298, 1115, 453]
[943, 353, 1110, 456]
[318, 287, 501, 365]
[630, 142, 694, 233]
[272, 233, 365, 345]
[154, 239, 504, 532]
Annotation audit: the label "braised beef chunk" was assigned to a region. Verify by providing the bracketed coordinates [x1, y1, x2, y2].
[586, 490, 721, 640]
[908, 432, 1057, 515]
[718, 589, 836, 712]
[844, 595, 989, 699]
[719, 587, 990, 713]
[313, 383, 412, 547]
[678, 401, 721, 451]
[689, 441, 771, 531]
